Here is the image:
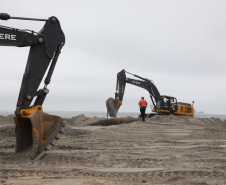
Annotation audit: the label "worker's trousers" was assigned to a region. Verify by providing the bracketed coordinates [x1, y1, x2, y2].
[140, 107, 146, 121]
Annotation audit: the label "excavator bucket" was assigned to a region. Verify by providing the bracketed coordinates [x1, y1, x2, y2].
[106, 97, 122, 117]
[14, 109, 66, 160]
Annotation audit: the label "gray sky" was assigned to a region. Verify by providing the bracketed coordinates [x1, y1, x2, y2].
[1, 0, 226, 114]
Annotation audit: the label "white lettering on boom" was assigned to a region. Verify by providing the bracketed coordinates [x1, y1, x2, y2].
[0, 33, 16, 40]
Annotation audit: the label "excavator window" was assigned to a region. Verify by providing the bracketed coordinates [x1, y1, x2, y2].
[155, 97, 177, 111]
[170, 97, 177, 104]
[156, 97, 168, 110]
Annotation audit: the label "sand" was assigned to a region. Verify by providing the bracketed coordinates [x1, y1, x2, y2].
[0, 114, 226, 185]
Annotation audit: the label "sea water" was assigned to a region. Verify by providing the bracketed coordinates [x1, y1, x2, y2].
[0, 110, 226, 120]
[0, 110, 139, 118]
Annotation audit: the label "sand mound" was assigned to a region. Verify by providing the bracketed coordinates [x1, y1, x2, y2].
[0, 125, 15, 137]
[1, 114, 226, 184]
[67, 114, 105, 127]
[0, 115, 15, 137]
[149, 114, 180, 122]
[0, 114, 14, 125]
[147, 115, 226, 130]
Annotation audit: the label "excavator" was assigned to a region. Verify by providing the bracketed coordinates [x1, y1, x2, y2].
[106, 69, 194, 118]
[0, 13, 66, 160]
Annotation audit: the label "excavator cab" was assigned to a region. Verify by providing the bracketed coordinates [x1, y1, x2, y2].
[153, 95, 194, 116]
[0, 13, 66, 159]
[155, 96, 178, 113]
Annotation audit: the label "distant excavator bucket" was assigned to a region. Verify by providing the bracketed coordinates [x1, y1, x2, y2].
[106, 97, 122, 117]
[14, 106, 66, 160]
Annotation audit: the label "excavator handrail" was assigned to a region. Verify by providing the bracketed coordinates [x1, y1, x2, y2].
[0, 13, 48, 21]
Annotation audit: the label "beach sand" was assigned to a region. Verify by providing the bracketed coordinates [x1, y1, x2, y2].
[0, 114, 226, 185]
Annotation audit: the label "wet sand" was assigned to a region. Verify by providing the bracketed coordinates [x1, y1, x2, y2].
[0, 114, 226, 185]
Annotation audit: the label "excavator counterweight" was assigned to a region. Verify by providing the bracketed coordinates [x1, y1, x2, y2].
[0, 13, 66, 159]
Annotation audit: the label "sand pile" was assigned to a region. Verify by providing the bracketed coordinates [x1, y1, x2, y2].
[0, 115, 15, 138]
[148, 114, 226, 129]
[0, 114, 226, 185]
[65, 114, 105, 127]
[0, 115, 14, 125]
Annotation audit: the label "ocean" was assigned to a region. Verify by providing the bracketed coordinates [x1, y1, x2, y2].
[0, 110, 138, 118]
[0, 110, 226, 120]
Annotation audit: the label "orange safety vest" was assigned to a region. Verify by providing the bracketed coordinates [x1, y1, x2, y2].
[138, 100, 147, 107]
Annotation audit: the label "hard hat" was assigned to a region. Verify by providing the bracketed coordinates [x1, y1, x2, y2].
[141, 95, 144, 97]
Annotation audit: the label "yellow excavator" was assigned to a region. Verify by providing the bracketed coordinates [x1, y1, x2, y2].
[0, 13, 66, 160]
[106, 69, 194, 118]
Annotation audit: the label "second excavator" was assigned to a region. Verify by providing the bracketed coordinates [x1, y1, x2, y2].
[106, 69, 194, 118]
[0, 13, 66, 160]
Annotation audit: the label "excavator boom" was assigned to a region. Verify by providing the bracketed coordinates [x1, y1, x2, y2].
[0, 13, 66, 159]
[106, 69, 160, 117]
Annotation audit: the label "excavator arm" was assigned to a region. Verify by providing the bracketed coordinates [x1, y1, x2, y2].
[0, 13, 66, 159]
[106, 69, 160, 117]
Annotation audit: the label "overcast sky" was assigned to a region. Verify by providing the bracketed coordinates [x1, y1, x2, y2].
[1, 0, 226, 114]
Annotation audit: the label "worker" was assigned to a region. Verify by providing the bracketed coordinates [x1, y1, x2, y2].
[170, 104, 175, 113]
[138, 96, 148, 121]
